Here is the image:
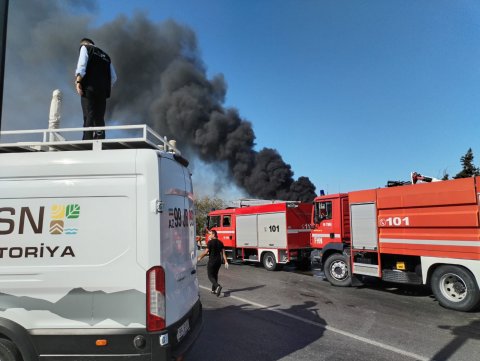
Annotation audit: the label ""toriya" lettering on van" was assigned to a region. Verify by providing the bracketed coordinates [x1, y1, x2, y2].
[0, 244, 75, 258]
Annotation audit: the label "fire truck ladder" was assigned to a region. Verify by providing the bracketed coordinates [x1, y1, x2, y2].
[237, 198, 300, 208]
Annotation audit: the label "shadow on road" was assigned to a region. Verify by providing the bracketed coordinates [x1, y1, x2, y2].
[186, 300, 326, 361]
[352, 277, 433, 298]
[223, 285, 266, 297]
[432, 319, 480, 361]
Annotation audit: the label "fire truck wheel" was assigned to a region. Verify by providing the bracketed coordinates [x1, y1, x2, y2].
[262, 252, 278, 271]
[431, 265, 480, 312]
[324, 253, 351, 287]
[0, 338, 21, 361]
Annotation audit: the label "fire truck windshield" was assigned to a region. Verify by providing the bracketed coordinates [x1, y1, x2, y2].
[314, 201, 332, 223]
[208, 215, 221, 228]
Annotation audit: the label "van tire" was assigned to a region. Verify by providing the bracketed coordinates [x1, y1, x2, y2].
[431, 265, 480, 312]
[0, 338, 21, 361]
[324, 253, 351, 287]
[262, 252, 278, 271]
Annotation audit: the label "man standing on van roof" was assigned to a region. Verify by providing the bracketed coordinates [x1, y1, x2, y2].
[75, 38, 117, 140]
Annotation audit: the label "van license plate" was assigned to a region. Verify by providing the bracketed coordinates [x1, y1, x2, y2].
[177, 319, 190, 342]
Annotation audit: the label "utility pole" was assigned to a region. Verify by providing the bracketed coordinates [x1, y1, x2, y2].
[0, 0, 8, 130]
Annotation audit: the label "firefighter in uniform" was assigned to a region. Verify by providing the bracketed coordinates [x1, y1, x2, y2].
[75, 38, 117, 140]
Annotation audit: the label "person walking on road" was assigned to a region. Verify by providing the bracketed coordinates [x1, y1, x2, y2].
[197, 230, 228, 296]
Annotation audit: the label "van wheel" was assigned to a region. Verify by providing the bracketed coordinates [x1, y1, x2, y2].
[262, 252, 278, 271]
[324, 253, 351, 287]
[0, 338, 21, 361]
[431, 265, 480, 311]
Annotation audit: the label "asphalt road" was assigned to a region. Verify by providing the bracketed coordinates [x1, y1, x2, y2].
[187, 260, 480, 361]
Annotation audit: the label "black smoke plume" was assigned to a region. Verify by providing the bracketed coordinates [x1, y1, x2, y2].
[3, 0, 316, 202]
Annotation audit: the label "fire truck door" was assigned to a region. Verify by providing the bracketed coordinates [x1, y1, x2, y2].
[312, 200, 336, 246]
[219, 214, 234, 246]
[350, 203, 378, 250]
[236, 215, 258, 247]
[257, 212, 287, 248]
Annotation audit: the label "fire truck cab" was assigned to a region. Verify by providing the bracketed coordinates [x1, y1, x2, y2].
[310, 193, 350, 249]
[206, 208, 237, 249]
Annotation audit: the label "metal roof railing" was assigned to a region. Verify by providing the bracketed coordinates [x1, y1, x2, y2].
[0, 124, 181, 154]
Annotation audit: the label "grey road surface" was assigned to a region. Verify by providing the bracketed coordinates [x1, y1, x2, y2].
[187, 260, 480, 361]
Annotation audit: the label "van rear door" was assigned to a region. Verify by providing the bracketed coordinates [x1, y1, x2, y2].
[158, 156, 198, 326]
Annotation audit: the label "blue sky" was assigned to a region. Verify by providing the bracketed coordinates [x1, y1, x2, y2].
[101, 0, 477, 194]
[8, 0, 480, 197]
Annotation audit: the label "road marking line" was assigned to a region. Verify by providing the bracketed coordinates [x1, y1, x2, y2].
[200, 285, 429, 361]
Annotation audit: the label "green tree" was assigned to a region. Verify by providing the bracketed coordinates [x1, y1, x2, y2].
[194, 196, 226, 238]
[454, 148, 480, 179]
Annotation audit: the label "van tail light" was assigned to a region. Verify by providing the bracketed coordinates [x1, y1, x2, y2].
[147, 266, 166, 332]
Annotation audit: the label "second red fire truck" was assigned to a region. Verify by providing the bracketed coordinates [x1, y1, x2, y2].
[206, 200, 312, 270]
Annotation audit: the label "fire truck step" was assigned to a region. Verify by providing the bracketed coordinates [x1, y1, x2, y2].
[382, 270, 422, 284]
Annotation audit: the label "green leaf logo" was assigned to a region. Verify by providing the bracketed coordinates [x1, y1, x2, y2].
[66, 204, 80, 219]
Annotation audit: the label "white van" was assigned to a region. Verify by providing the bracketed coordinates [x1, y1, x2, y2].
[0, 125, 202, 361]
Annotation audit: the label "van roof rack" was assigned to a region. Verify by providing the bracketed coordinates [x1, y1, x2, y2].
[0, 124, 181, 154]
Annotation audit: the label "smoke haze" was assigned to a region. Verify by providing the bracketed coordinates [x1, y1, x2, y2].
[3, 0, 316, 202]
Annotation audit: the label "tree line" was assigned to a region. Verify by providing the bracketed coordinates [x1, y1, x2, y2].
[194, 196, 226, 240]
[442, 148, 480, 180]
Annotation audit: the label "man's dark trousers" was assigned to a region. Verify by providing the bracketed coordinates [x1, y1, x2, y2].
[207, 260, 221, 291]
[81, 90, 106, 140]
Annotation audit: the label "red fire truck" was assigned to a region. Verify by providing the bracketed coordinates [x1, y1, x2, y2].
[310, 176, 480, 311]
[207, 201, 312, 270]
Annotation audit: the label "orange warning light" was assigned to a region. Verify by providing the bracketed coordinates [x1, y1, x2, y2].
[96, 339, 108, 347]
